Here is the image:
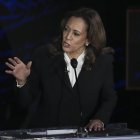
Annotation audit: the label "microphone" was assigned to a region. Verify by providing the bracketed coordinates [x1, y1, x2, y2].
[71, 58, 78, 69]
[70, 58, 83, 127]
[71, 58, 78, 82]
[70, 58, 87, 136]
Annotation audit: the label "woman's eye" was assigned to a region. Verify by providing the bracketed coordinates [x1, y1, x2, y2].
[63, 27, 68, 31]
[74, 32, 80, 36]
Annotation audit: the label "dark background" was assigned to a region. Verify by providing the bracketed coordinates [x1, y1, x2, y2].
[0, 0, 140, 130]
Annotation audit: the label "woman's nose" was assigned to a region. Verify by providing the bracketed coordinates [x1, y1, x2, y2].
[66, 32, 72, 40]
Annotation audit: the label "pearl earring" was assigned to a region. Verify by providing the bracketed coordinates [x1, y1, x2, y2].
[85, 42, 89, 46]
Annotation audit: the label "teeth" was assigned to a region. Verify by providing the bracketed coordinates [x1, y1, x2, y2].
[64, 42, 70, 47]
[65, 43, 69, 46]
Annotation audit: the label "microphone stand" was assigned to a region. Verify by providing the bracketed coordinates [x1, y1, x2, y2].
[73, 67, 82, 125]
[70, 58, 88, 137]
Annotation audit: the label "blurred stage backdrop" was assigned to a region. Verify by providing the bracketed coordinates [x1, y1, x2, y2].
[0, 0, 140, 130]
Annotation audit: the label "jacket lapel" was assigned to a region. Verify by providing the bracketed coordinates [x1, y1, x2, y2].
[72, 65, 95, 92]
[53, 54, 73, 91]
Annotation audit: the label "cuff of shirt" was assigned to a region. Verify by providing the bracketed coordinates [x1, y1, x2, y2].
[16, 80, 26, 88]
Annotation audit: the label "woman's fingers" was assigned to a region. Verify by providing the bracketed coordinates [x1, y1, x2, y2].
[8, 58, 18, 65]
[91, 124, 103, 131]
[14, 57, 23, 64]
[5, 62, 15, 70]
[85, 119, 104, 132]
[5, 57, 31, 79]
[5, 70, 14, 75]
[5, 57, 22, 69]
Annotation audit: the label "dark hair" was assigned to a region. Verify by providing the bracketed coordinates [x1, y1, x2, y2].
[49, 7, 114, 70]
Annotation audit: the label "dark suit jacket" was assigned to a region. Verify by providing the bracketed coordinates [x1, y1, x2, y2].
[19, 46, 117, 128]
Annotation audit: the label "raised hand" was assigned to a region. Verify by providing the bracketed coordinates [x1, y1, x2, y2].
[5, 57, 32, 85]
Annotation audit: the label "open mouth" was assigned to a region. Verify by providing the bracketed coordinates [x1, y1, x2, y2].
[63, 42, 70, 48]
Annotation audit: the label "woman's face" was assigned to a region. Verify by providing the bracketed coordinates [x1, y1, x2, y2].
[62, 16, 89, 59]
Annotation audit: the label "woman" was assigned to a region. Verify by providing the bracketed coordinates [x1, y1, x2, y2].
[5, 7, 117, 131]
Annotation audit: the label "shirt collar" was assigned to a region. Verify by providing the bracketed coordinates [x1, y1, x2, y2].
[64, 51, 85, 67]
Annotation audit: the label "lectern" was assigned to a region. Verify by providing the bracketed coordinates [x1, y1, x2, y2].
[0, 123, 140, 140]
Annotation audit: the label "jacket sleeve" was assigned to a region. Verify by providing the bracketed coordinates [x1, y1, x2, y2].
[17, 46, 47, 109]
[93, 54, 117, 124]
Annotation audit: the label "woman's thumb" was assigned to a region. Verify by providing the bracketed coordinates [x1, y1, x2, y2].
[27, 61, 32, 69]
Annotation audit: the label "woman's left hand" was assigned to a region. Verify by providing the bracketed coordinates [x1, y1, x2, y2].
[85, 119, 105, 131]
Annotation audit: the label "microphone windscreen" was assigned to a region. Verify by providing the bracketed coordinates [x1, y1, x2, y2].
[71, 58, 78, 69]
